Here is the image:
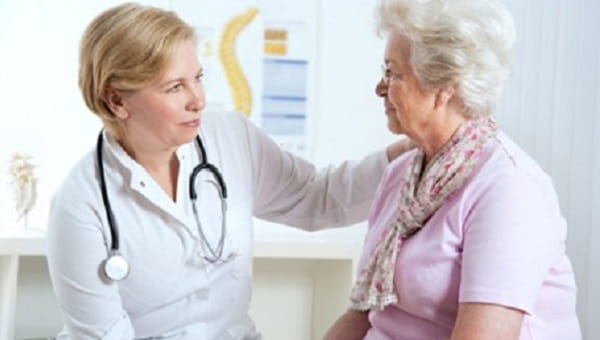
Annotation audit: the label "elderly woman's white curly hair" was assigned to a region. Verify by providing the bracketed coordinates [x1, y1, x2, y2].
[376, 0, 516, 117]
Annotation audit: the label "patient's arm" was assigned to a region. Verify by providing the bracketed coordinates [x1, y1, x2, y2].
[323, 309, 370, 340]
[450, 302, 524, 340]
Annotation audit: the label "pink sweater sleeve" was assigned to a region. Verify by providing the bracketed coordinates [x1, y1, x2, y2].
[459, 167, 561, 313]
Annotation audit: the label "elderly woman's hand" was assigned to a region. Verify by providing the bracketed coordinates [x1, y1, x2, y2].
[386, 137, 416, 162]
[323, 309, 370, 340]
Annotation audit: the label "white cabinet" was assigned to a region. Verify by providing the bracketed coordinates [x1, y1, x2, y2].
[0, 225, 364, 340]
[0, 229, 60, 340]
[0, 255, 19, 340]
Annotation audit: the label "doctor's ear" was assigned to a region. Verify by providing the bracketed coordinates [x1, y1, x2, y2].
[104, 87, 129, 120]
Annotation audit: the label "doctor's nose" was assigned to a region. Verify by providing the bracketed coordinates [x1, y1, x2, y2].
[187, 86, 206, 113]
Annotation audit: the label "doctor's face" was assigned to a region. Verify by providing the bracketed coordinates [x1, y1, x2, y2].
[118, 39, 205, 150]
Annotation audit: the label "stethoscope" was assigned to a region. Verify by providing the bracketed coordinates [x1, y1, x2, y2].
[96, 131, 229, 281]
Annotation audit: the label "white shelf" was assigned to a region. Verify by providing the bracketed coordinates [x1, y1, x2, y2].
[254, 239, 359, 260]
[0, 224, 364, 260]
[0, 228, 46, 256]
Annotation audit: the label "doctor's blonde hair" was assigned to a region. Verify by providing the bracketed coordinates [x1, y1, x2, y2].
[79, 3, 197, 139]
[376, 0, 516, 117]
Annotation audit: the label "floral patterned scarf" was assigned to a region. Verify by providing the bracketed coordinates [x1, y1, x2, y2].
[350, 117, 497, 311]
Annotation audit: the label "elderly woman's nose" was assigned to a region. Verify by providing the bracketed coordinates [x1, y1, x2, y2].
[375, 78, 387, 97]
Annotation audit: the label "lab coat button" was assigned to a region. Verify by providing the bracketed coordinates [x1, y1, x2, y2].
[140, 181, 145, 188]
[195, 289, 208, 299]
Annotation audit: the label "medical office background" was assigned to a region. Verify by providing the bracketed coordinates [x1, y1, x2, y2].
[0, 0, 598, 339]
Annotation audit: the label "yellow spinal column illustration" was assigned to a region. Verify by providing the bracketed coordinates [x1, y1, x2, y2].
[218, 7, 259, 116]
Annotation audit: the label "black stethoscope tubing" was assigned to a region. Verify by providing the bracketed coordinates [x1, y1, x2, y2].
[189, 135, 227, 200]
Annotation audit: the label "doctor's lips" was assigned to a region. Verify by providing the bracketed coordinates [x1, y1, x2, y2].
[181, 119, 200, 127]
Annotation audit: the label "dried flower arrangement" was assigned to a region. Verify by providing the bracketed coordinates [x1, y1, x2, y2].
[8, 152, 37, 226]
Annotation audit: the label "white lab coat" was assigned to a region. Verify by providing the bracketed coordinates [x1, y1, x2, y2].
[47, 110, 387, 339]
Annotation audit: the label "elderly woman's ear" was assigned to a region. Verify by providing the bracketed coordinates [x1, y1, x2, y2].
[434, 86, 457, 110]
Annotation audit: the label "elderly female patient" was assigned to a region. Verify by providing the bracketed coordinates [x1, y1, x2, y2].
[325, 0, 581, 339]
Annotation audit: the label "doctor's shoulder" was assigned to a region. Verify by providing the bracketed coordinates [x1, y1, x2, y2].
[199, 110, 252, 137]
[48, 150, 103, 229]
[198, 110, 265, 155]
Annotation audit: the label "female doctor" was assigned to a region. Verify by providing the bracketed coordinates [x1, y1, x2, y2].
[46, 3, 412, 339]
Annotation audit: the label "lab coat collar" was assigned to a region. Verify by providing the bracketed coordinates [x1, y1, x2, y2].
[101, 131, 197, 233]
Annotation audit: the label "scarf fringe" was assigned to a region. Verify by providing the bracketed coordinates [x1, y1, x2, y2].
[350, 293, 398, 311]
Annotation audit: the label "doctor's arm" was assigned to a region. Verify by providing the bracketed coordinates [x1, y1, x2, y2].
[386, 138, 415, 161]
[47, 198, 134, 340]
[243, 115, 413, 230]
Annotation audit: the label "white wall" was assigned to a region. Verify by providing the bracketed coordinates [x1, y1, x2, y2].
[311, 1, 393, 166]
[0, 0, 169, 230]
[0, 0, 598, 339]
[494, 1, 600, 338]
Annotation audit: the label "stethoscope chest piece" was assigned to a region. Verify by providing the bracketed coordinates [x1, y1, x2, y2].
[103, 251, 130, 281]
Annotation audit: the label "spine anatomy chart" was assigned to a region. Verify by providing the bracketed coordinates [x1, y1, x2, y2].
[218, 7, 259, 116]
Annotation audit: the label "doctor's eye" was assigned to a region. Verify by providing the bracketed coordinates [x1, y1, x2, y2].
[167, 83, 183, 93]
[195, 72, 204, 83]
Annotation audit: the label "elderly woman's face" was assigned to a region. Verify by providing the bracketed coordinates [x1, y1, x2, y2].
[375, 34, 436, 137]
[116, 39, 205, 149]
